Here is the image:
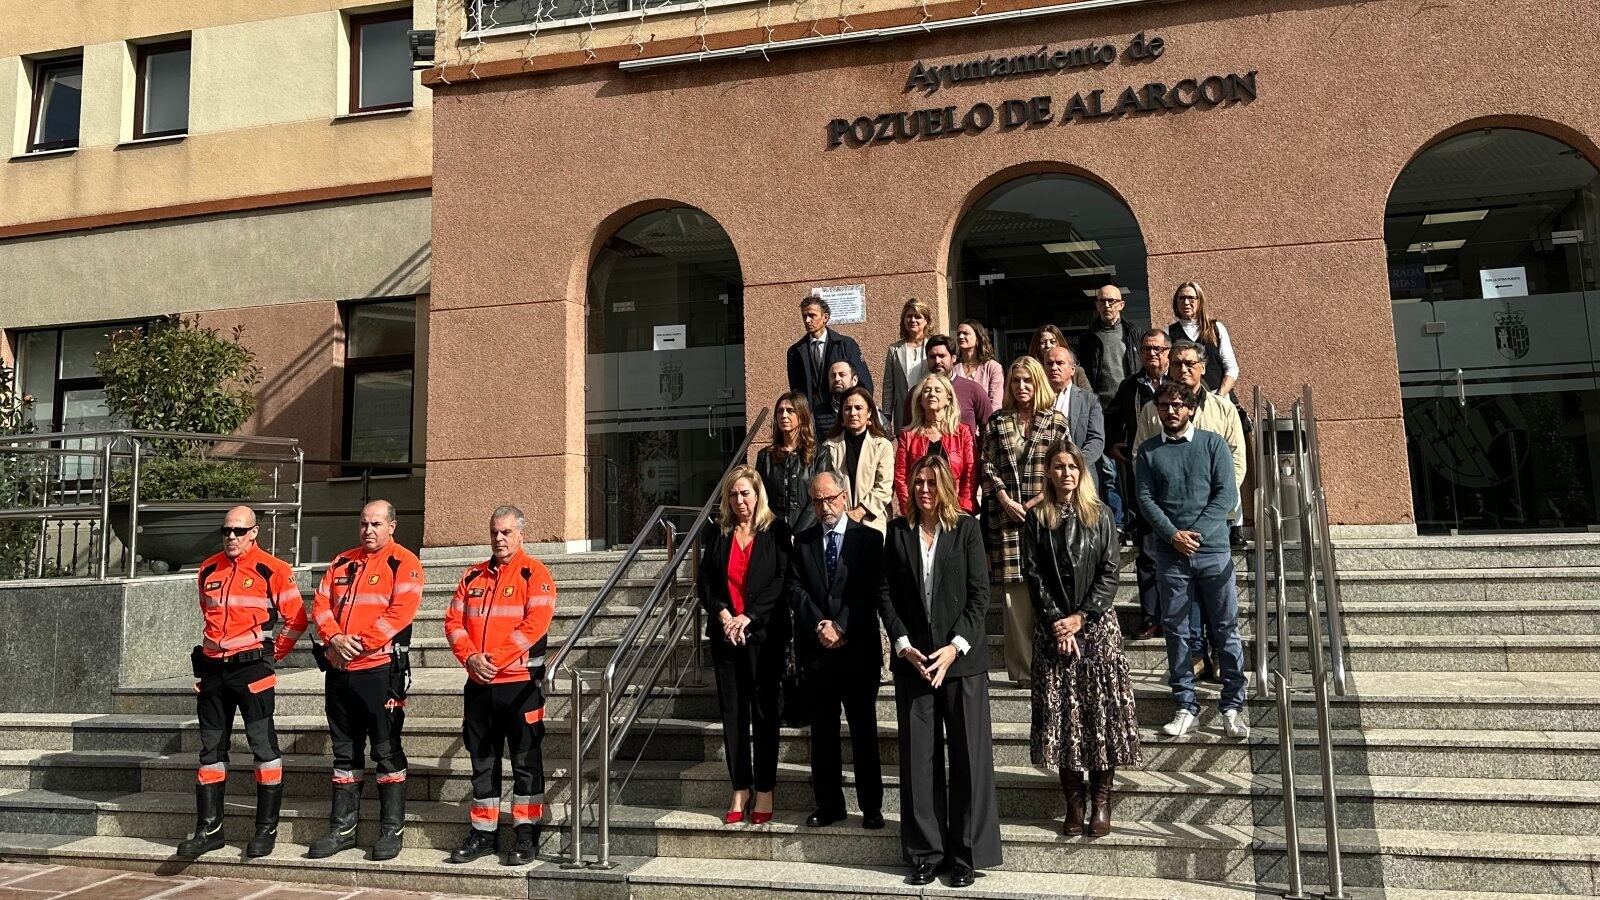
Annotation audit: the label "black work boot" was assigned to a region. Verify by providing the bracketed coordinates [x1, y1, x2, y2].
[306, 781, 362, 858]
[505, 824, 539, 865]
[244, 782, 284, 857]
[371, 780, 406, 861]
[447, 828, 498, 864]
[176, 781, 227, 858]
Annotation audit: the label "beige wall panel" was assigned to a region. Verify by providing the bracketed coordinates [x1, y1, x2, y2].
[0, 1, 436, 59]
[0, 109, 431, 226]
[194, 300, 345, 461]
[1, 57, 21, 157]
[0, 192, 431, 329]
[190, 14, 342, 133]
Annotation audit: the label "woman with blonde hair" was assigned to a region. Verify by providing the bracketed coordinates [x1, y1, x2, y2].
[981, 356, 1071, 687]
[883, 297, 935, 433]
[954, 319, 1004, 411]
[696, 466, 791, 825]
[894, 373, 978, 515]
[1168, 281, 1239, 398]
[1022, 440, 1140, 838]
[878, 455, 1000, 887]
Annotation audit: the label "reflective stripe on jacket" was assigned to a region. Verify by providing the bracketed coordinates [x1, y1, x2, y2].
[312, 542, 424, 672]
[444, 550, 557, 684]
[197, 544, 307, 660]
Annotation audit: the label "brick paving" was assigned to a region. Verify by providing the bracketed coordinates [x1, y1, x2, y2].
[0, 865, 491, 900]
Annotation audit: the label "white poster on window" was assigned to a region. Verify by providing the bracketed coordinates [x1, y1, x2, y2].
[652, 324, 686, 351]
[810, 284, 866, 324]
[1479, 266, 1528, 299]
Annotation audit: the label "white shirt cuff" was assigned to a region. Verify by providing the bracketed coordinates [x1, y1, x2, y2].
[952, 635, 971, 656]
[893, 636, 912, 654]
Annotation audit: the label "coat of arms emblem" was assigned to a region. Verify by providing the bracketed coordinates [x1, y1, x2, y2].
[660, 360, 684, 403]
[1494, 309, 1530, 360]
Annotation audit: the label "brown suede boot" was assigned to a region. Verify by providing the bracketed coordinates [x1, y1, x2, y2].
[1088, 768, 1114, 837]
[1060, 770, 1087, 836]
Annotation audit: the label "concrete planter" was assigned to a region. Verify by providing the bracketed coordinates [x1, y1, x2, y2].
[108, 504, 223, 573]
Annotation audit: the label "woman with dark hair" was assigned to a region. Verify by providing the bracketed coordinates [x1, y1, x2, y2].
[755, 392, 832, 534]
[894, 373, 978, 515]
[981, 356, 1071, 688]
[822, 386, 895, 536]
[754, 392, 831, 727]
[1022, 440, 1141, 838]
[954, 319, 1004, 411]
[878, 454, 1000, 887]
[1030, 323, 1092, 391]
[697, 466, 791, 826]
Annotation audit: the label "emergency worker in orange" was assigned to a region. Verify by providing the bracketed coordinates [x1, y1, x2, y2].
[177, 505, 307, 859]
[443, 505, 558, 866]
[306, 500, 424, 862]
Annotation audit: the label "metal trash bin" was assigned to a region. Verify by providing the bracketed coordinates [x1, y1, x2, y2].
[1265, 417, 1303, 544]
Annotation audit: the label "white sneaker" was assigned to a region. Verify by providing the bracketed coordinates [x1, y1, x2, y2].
[1162, 709, 1198, 737]
[1221, 709, 1250, 739]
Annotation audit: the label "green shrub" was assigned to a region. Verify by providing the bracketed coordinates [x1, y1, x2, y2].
[0, 362, 43, 579]
[110, 456, 260, 502]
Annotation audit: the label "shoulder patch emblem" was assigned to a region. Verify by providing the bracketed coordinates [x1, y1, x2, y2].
[503, 586, 515, 597]
[241, 577, 254, 588]
[542, 583, 552, 593]
[368, 574, 381, 586]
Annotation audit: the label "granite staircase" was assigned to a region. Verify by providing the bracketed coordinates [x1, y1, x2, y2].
[0, 535, 1596, 898]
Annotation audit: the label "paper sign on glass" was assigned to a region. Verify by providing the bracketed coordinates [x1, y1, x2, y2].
[653, 324, 686, 351]
[1479, 267, 1528, 299]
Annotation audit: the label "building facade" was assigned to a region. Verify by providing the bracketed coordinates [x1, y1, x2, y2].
[1, 0, 435, 554]
[420, 0, 1600, 548]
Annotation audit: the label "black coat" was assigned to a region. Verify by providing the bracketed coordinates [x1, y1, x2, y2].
[1105, 371, 1166, 455]
[1073, 318, 1145, 398]
[787, 519, 884, 673]
[755, 444, 834, 535]
[787, 331, 874, 432]
[1020, 502, 1119, 626]
[878, 515, 991, 680]
[697, 523, 792, 646]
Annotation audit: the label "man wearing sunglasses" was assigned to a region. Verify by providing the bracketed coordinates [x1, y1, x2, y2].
[787, 470, 886, 830]
[306, 500, 423, 862]
[178, 506, 308, 859]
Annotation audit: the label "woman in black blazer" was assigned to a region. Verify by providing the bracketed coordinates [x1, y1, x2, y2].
[697, 465, 791, 826]
[878, 455, 1001, 888]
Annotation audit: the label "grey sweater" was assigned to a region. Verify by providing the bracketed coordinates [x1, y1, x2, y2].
[1134, 428, 1239, 553]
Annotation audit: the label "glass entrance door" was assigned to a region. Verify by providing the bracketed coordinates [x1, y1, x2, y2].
[1387, 129, 1600, 533]
[585, 208, 745, 548]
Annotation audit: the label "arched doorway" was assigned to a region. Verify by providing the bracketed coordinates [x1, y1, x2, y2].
[950, 173, 1149, 362]
[585, 207, 745, 547]
[1386, 127, 1600, 532]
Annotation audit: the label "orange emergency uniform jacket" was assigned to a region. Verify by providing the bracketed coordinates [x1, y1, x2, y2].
[444, 550, 557, 684]
[312, 541, 425, 672]
[197, 544, 307, 660]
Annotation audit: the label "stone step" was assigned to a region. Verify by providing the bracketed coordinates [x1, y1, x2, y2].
[1127, 598, 1600, 637]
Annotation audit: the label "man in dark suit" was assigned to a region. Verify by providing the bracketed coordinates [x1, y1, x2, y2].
[788, 469, 885, 830]
[1043, 345, 1105, 465]
[788, 295, 873, 440]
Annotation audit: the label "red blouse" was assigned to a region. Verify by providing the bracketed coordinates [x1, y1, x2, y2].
[894, 423, 979, 515]
[726, 535, 753, 616]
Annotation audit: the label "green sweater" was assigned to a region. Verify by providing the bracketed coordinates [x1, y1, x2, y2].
[1134, 428, 1239, 553]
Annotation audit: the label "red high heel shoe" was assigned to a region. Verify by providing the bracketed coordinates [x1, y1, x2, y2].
[723, 809, 746, 825]
[750, 810, 773, 825]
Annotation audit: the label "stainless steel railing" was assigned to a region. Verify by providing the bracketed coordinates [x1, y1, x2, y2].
[558, 408, 768, 869]
[0, 429, 303, 579]
[1251, 385, 1350, 900]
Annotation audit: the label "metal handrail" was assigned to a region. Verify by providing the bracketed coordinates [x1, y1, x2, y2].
[1252, 385, 1349, 900]
[0, 429, 303, 580]
[562, 408, 769, 869]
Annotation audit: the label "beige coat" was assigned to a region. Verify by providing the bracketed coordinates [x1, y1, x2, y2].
[822, 432, 896, 534]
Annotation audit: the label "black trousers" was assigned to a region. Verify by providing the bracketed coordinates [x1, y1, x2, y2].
[196, 657, 280, 784]
[807, 658, 882, 816]
[710, 637, 782, 792]
[894, 671, 1003, 871]
[462, 679, 546, 830]
[1136, 533, 1161, 626]
[325, 664, 406, 784]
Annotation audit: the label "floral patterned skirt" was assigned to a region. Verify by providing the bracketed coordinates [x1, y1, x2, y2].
[1029, 612, 1142, 772]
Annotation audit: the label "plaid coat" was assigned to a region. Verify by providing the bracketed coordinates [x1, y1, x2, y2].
[981, 407, 1072, 583]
